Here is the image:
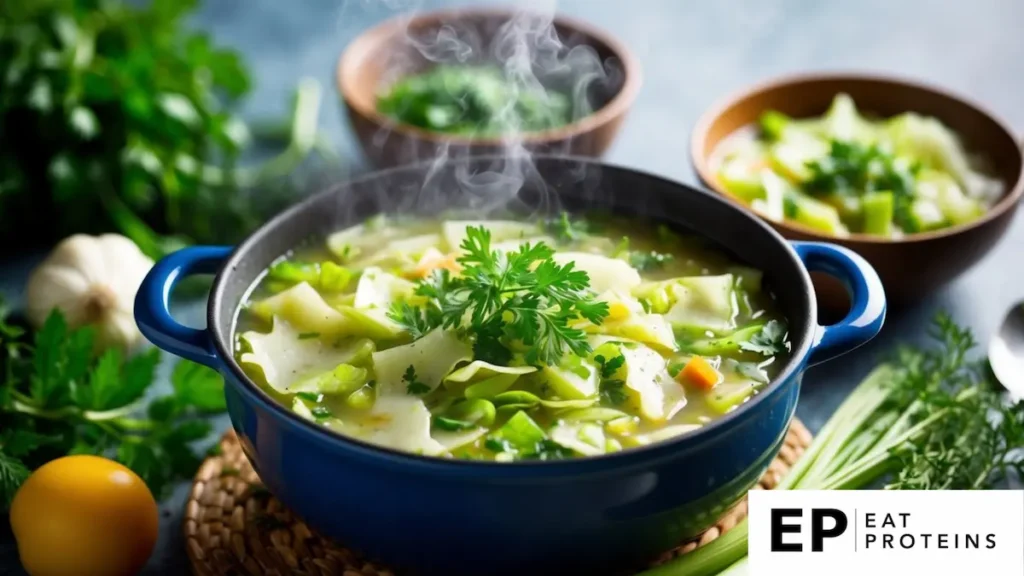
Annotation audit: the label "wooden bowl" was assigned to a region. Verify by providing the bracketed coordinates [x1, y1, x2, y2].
[337, 8, 640, 168]
[691, 73, 1024, 312]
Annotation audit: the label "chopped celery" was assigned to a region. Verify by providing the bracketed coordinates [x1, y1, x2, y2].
[492, 390, 542, 411]
[538, 398, 598, 409]
[443, 399, 497, 427]
[268, 260, 352, 292]
[759, 110, 791, 140]
[682, 323, 765, 356]
[705, 381, 758, 414]
[787, 193, 848, 235]
[491, 411, 546, 451]
[345, 382, 375, 410]
[558, 407, 631, 422]
[861, 191, 894, 236]
[319, 261, 353, 292]
[290, 363, 368, 395]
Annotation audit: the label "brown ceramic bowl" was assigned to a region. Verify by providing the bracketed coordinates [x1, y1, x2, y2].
[691, 73, 1024, 312]
[338, 8, 640, 168]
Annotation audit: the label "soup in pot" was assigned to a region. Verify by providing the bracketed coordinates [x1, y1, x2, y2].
[234, 214, 792, 461]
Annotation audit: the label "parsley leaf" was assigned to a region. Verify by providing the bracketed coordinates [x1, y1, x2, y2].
[0, 300, 227, 507]
[403, 365, 431, 396]
[388, 301, 438, 341]
[594, 354, 628, 406]
[595, 354, 626, 379]
[738, 320, 790, 356]
[600, 380, 628, 406]
[171, 360, 227, 412]
[0, 450, 30, 508]
[401, 226, 610, 366]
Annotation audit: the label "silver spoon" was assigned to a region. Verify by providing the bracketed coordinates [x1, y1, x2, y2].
[989, 301, 1024, 400]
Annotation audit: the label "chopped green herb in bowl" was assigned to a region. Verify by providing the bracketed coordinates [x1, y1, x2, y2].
[376, 66, 573, 136]
[711, 93, 1004, 238]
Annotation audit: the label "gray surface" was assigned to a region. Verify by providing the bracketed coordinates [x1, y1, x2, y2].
[2, 0, 1023, 574]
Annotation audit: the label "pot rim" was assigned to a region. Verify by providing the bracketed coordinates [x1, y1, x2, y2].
[208, 155, 817, 474]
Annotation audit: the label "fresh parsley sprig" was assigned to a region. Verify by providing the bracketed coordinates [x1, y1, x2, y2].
[738, 320, 790, 356]
[389, 226, 609, 366]
[0, 305, 226, 507]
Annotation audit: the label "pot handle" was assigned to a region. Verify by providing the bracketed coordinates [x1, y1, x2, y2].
[135, 246, 233, 368]
[793, 241, 886, 367]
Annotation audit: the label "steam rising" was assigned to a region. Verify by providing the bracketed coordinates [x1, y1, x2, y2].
[339, 0, 624, 221]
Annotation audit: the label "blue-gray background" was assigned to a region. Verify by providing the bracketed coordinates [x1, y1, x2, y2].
[1, 0, 1022, 573]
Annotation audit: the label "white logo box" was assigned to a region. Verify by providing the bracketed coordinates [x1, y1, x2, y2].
[748, 490, 1024, 576]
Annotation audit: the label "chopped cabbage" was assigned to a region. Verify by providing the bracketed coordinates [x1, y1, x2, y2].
[240, 321, 371, 394]
[372, 329, 472, 395]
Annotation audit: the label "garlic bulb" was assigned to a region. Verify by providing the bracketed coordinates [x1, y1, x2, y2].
[26, 234, 154, 351]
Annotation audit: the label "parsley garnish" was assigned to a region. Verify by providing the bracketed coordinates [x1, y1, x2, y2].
[391, 226, 610, 366]
[296, 392, 322, 403]
[297, 332, 321, 340]
[310, 406, 332, 420]
[403, 366, 431, 396]
[0, 304, 227, 507]
[628, 250, 674, 271]
[738, 320, 790, 356]
[594, 354, 628, 406]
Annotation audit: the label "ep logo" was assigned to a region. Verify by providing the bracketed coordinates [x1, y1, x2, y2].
[771, 508, 848, 552]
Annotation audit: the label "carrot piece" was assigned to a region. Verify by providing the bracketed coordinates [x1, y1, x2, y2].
[409, 249, 463, 279]
[678, 356, 722, 391]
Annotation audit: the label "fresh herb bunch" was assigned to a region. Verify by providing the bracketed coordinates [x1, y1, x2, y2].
[804, 140, 919, 231]
[0, 303, 227, 507]
[389, 226, 610, 366]
[0, 0, 338, 258]
[377, 65, 572, 136]
[642, 313, 1024, 576]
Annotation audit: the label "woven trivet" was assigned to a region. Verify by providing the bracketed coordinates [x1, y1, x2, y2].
[185, 419, 812, 576]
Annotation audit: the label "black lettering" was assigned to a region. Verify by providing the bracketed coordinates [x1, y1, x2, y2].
[865, 513, 875, 528]
[921, 533, 932, 548]
[900, 534, 915, 549]
[882, 513, 895, 528]
[811, 509, 848, 552]
[883, 534, 894, 548]
[771, 509, 803, 552]
[938, 534, 948, 549]
[986, 534, 997, 549]
[899, 512, 910, 528]
[865, 534, 876, 548]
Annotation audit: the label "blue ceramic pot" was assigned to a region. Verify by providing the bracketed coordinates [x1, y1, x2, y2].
[136, 157, 884, 576]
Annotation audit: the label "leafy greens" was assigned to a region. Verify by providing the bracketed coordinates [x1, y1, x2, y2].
[0, 303, 226, 507]
[0, 0, 339, 258]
